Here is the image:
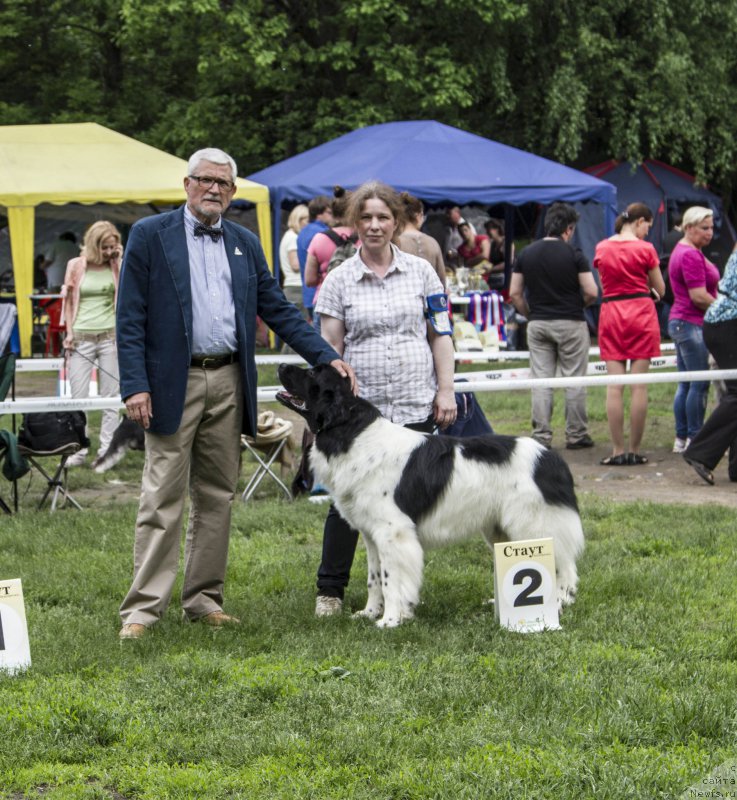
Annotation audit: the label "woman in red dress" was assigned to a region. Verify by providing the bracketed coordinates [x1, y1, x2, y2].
[594, 203, 665, 466]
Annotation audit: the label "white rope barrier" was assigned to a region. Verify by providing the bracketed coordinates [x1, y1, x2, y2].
[16, 358, 64, 372]
[17, 353, 308, 370]
[252, 368, 736, 403]
[476, 355, 678, 382]
[3, 368, 736, 413]
[252, 353, 306, 365]
[453, 342, 676, 362]
[0, 396, 125, 414]
[452, 368, 737, 395]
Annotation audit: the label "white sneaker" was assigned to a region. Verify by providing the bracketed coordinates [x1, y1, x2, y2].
[315, 596, 343, 617]
[65, 448, 88, 467]
[672, 438, 690, 454]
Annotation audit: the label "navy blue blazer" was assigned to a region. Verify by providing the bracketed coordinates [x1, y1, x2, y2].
[116, 206, 340, 436]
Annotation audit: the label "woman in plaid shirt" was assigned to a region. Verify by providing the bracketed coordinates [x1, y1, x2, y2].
[312, 180, 457, 617]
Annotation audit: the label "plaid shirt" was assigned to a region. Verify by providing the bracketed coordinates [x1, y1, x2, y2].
[706, 251, 737, 324]
[316, 245, 443, 425]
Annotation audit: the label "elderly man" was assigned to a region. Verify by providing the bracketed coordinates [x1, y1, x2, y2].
[509, 202, 599, 450]
[117, 147, 354, 640]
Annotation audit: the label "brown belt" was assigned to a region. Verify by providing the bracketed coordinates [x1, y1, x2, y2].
[72, 329, 116, 343]
[190, 352, 239, 370]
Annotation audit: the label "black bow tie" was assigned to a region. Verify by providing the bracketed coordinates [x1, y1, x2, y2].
[194, 222, 224, 242]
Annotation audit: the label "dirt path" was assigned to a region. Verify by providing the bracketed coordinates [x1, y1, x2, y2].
[274, 407, 737, 509]
[563, 441, 737, 508]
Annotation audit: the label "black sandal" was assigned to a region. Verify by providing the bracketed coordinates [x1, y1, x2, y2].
[627, 453, 648, 465]
[600, 453, 628, 466]
[683, 456, 714, 486]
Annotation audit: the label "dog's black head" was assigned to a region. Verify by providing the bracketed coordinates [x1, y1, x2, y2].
[277, 364, 380, 451]
[277, 363, 356, 432]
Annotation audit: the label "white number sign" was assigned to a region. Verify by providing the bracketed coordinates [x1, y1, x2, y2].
[0, 579, 31, 674]
[493, 538, 560, 632]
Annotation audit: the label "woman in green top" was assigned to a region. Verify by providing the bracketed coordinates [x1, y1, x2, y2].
[61, 221, 122, 466]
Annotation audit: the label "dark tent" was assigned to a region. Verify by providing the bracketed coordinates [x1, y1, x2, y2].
[579, 159, 735, 267]
[247, 120, 617, 278]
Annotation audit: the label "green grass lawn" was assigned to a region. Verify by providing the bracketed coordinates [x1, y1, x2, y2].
[1, 496, 736, 798]
[2, 359, 735, 798]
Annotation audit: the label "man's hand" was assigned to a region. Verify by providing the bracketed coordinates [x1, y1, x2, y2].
[329, 359, 357, 394]
[125, 391, 153, 429]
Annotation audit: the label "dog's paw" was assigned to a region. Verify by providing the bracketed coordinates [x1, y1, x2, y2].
[375, 607, 414, 628]
[353, 605, 383, 620]
[556, 584, 577, 609]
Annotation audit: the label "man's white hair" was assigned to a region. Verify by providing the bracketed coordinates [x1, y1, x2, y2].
[187, 148, 238, 183]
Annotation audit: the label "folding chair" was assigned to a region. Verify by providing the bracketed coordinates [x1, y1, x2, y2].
[0, 430, 17, 514]
[17, 442, 83, 512]
[241, 411, 293, 502]
[16, 412, 88, 512]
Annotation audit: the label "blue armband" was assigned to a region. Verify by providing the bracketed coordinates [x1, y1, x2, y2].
[425, 293, 453, 335]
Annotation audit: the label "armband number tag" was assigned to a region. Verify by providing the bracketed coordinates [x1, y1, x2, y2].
[426, 293, 453, 335]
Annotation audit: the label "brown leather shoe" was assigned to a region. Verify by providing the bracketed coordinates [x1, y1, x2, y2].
[199, 611, 241, 627]
[119, 623, 148, 640]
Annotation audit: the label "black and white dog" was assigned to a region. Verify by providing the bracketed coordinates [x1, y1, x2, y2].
[91, 415, 145, 473]
[277, 364, 584, 628]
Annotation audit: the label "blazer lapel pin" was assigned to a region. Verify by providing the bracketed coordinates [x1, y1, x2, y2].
[234, 246, 242, 256]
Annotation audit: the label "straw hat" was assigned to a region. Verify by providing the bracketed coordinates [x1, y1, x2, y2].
[242, 411, 293, 447]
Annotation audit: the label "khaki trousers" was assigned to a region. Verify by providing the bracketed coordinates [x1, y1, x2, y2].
[67, 332, 119, 454]
[119, 363, 243, 625]
[527, 319, 590, 446]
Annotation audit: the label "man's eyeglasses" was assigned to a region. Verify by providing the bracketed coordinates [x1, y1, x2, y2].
[188, 175, 235, 191]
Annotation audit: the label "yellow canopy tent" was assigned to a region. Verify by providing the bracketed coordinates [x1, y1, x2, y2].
[0, 122, 272, 355]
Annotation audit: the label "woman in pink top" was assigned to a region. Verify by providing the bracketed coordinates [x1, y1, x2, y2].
[667, 206, 719, 452]
[594, 203, 665, 466]
[304, 187, 356, 331]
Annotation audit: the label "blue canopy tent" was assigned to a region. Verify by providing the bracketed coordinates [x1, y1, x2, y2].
[247, 120, 617, 281]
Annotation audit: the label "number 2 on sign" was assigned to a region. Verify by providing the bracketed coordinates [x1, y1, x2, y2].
[513, 568, 544, 607]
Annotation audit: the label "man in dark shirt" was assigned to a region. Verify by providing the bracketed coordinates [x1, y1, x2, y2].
[509, 202, 599, 449]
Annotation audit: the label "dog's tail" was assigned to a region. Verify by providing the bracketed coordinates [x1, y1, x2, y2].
[91, 416, 143, 473]
[91, 441, 130, 473]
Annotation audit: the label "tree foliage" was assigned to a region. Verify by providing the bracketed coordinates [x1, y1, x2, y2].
[2, 0, 737, 202]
